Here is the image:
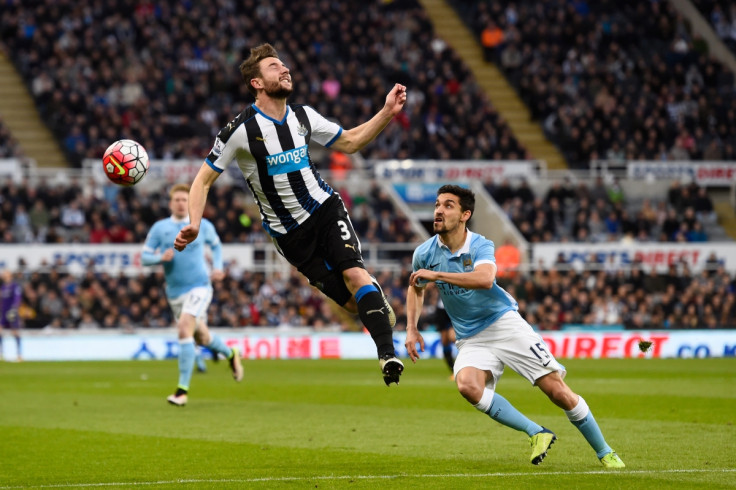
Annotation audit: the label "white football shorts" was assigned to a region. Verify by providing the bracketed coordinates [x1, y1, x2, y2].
[453, 310, 566, 387]
[168, 286, 213, 322]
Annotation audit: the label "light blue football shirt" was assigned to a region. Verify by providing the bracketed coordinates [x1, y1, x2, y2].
[412, 231, 518, 340]
[141, 217, 223, 298]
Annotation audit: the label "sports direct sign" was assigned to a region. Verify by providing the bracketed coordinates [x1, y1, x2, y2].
[6, 330, 736, 361]
[0, 244, 255, 274]
[537, 331, 736, 359]
[374, 160, 539, 182]
[532, 243, 736, 273]
[627, 161, 736, 186]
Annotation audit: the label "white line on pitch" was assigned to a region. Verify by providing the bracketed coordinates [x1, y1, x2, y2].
[1, 468, 735, 488]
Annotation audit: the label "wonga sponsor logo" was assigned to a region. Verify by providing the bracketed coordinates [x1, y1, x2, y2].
[265, 146, 309, 175]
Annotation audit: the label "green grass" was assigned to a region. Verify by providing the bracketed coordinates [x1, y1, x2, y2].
[1, 358, 735, 489]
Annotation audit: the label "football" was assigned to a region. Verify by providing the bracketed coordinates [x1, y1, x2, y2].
[102, 139, 149, 186]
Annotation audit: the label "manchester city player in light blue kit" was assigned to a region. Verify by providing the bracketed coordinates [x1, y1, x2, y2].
[142, 183, 243, 406]
[405, 185, 624, 468]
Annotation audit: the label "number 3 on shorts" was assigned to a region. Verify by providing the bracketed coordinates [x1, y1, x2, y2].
[337, 220, 351, 240]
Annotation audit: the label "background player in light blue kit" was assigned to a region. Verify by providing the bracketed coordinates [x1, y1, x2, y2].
[142, 183, 243, 406]
[405, 185, 624, 468]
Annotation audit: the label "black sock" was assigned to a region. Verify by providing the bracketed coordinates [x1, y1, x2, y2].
[175, 387, 188, 397]
[356, 290, 395, 358]
[443, 345, 455, 371]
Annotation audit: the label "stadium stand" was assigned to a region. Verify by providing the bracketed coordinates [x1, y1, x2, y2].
[0, 177, 418, 245]
[1, 1, 735, 333]
[451, 0, 736, 168]
[17, 251, 736, 331]
[20, 266, 347, 331]
[485, 175, 728, 243]
[0, 0, 525, 165]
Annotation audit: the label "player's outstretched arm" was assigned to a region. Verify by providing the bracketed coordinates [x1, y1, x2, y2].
[330, 83, 407, 154]
[405, 284, 426, 363]
[175, 163, 220, 251]
[416, 263, 496, 290]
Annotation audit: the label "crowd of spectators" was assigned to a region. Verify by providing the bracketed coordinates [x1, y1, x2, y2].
[0, 117, 23, 158]
[17, 251, 736, 331]
[0, 177, 418, 245]
[1, 0, 525, 167]
[453, 0, 736, 168]
[694, 0, 736, 53]
[485, 176, 719, 243]
[3, 171, 731, 332]
[18, 266, 347, 331]
[506, 253, 736, 330]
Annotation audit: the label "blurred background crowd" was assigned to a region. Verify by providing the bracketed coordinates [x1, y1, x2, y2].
[0, 0, 735, 334]
[3, 173, 733, 333]
[0, 175, 721, 246]
[455, 0, 736, 168]
[0, 0, 526, 165]
[14, 249, 736, 332]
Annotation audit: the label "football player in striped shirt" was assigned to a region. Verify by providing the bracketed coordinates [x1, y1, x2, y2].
[175, 44, 406, 385]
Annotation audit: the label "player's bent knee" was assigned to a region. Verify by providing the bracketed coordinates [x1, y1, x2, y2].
[455, 372, 485, 404]
[342, 267, 370, 291]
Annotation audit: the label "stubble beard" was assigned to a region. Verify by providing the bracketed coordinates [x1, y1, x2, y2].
[434, 220, 452, 236]
[265, 80, 293, 100]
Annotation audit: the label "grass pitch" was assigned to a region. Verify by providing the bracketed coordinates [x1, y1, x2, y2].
[0, 357, 734, 489]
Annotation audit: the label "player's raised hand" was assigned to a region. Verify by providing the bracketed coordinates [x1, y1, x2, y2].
[410, 269, 438, 286]
[405, 328, 425, 363]
[174, 224, 199, 251]
[385, 83, 407, 115]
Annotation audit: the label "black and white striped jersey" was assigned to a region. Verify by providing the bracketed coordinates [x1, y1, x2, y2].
[205, 104, 343, 237]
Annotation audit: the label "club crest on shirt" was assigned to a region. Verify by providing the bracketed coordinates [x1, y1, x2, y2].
[296, 123, 308, 136]
[461, 254, 473, 271]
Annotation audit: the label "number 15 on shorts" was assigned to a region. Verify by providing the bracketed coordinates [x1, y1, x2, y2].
[529, 342, 552, 366]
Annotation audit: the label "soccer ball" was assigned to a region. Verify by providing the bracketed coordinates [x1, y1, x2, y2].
[102, 139, 149, 186]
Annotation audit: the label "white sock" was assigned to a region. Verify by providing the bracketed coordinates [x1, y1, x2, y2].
[564, 396, 589, 422]
[473, 388, 494, 413]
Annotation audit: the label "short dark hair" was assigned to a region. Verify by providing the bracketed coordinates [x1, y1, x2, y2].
[437, 184, 475, 218]
[239, 43, 280, 97]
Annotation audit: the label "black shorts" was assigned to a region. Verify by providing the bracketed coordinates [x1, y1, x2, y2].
[273, 194, 364, 306]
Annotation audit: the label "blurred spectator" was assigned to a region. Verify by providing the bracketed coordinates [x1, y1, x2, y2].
[0, 117, 23, 158]
[495, 239, 521, 278]
[694, 0, 736, 53]
[481, 20, 505, 61]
